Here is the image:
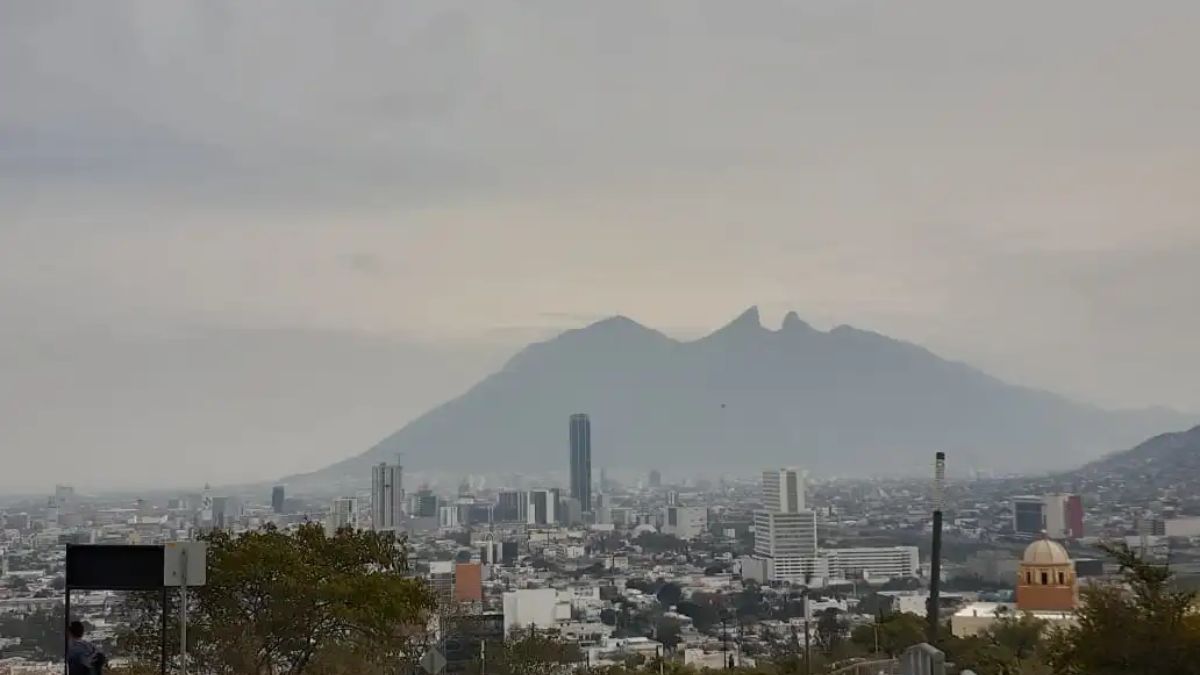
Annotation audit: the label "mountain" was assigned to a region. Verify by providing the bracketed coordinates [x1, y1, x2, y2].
[1073, 424, 1200, 481]
[287, 307, 1191, 486]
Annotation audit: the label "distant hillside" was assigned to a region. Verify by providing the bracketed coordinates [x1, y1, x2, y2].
[1073, 424, 1200, 481]
[286, 307, 1189, 487]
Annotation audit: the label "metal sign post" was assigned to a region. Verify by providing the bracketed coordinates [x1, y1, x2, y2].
[180, 546, 188, 675]
[164, 541, 206, 675]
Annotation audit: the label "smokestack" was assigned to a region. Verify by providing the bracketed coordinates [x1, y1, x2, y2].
[927, 451, 946, 643]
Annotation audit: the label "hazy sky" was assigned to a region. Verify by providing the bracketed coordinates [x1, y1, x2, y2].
[3, 1, 1199, 491]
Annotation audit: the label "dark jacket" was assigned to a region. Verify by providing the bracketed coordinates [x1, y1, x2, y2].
[67, 638, 101, 675]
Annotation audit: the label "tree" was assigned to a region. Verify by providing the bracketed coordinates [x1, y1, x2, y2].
[119, 523, 436, 675]
[484, 628, 582, 675]
[814, 608, 848, 655]
[656, 618, 683, 652]
[656, 582, 683, 607]
[1044, 542, 1200, 675]
[675, 599, 720, 632]
[851, 612, 925, 657]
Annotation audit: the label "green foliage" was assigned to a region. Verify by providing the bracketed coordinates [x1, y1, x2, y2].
[814, 608, 848, 656]
[941, 613, 1050, 675]
[634, 532, 686, 555]
[118, 523, 436, 675]
[656, 583, 683, 607]
[656, 618, 682, 651]
[1044, 541, 1200, 675]
[850, 612, 925, 657]
[675, 594, 723, 631]
[482, 627, 582, 675]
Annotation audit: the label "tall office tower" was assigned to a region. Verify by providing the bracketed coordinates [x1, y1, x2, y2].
[371, 462, 405, 531]
[328, 497, 360, 534]
[526, 488, 560, 526]
[648, 469, 662, 488]
[569, 413, 592, 512]
[496, 490, 528, 523]
[753, 467, 819, 583]
[762, 468, 805, 513]
[271, 485, 286, 514]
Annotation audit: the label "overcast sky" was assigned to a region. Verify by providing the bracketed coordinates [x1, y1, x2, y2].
[3, 1, 1198, 491]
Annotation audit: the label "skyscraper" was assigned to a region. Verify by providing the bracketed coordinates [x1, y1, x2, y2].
[496, 490, 528, 523]
[762, 468, 805, 513]
[527, 488, 560, 526]
[569, 413, 592, 512]
[753, 467, 819, 583]
[371, 461, 404, 531]
[271, 485, 286, 514]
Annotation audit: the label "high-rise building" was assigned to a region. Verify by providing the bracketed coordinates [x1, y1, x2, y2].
[328, 497, 359, 534]
[439, 505, 461, 529]
[1012, 496, 1046, 535]
[762, 468, 805, 513]
[1065, 495, 1084, 539]
[496, 490, 528, 523]
[411, 490, 439, 518]
[753, 510, 818, 559]
[527, 489, 560, 526]
[271, 485, 286, 514]
[662, 506, 708, 540]
[753, 467, 818, 584]
[569, 413, 592, 512]
[371, 462, 405, 531]
[648, 469, 662, 488]
[1013, 494, 1083, 538]
[211, 496, 232, 529]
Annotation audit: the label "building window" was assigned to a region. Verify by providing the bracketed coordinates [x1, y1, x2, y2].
[1041, 572, 1048, 585]
[1057, 572, 1064, 584]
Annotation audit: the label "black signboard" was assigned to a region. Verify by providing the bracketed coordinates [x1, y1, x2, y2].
[65, 544, 164, 590]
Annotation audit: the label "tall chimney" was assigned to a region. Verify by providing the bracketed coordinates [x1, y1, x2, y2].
[927, 451, 946, 643]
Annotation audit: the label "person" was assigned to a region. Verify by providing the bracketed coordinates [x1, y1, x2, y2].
[66, 620, 106, 675]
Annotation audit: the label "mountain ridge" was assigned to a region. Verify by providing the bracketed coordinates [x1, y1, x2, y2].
[286, 307, 1191, 487]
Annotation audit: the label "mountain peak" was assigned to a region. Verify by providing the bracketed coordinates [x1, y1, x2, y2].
[702, 306, 765, 340]
[780, 311, 813, 334]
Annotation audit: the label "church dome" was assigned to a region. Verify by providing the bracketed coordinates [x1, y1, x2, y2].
[1023, 538, 1071, 565]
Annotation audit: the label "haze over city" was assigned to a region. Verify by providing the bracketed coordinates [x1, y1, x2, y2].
[3, 1, 1200, 490]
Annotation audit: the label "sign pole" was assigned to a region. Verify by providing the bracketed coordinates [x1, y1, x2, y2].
[63, 587, 71, 675]
[180, 547, 188, 675]
[161, 586, 168, 675]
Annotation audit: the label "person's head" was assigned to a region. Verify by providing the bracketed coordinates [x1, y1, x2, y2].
[68, 621, 85, 639]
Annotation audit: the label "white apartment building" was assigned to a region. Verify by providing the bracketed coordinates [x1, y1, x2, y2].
[825, 546, 920, 581]
[762, 468, 805, 513]
[327, 497, 359, 534]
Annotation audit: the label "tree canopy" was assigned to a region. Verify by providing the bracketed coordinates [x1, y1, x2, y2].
[1044, 542, 1200, 675]
[119, 523, 436, 675]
